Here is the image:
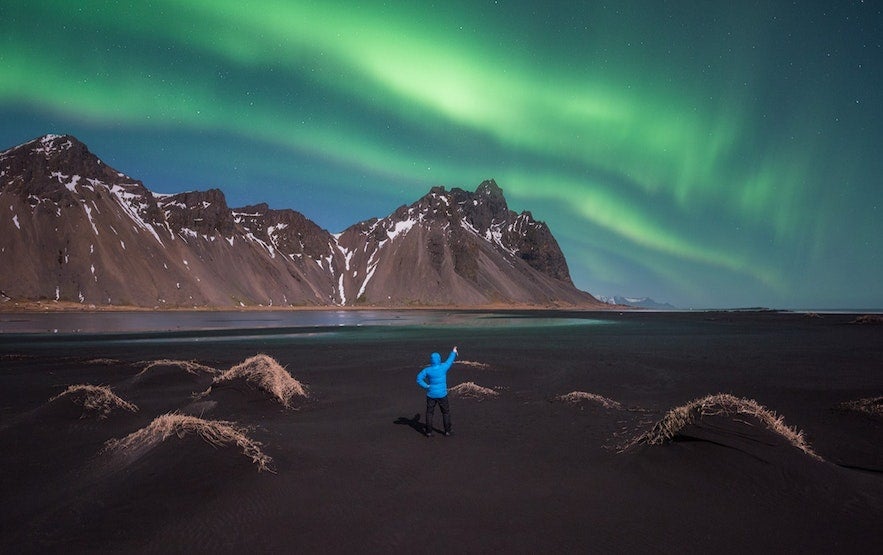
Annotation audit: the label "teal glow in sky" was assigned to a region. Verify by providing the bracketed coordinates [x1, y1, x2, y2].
[2, 1, 881, 308]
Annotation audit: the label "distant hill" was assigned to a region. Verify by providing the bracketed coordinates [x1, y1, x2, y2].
[598, 295, 677, 310]
[0, 134, 606, 309]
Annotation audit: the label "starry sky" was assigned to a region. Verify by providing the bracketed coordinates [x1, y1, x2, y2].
[2, 1, 881, 309]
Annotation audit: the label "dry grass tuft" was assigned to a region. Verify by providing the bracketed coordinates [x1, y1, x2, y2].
[557, 391, 623, 409]
[850, 314, 883, 325]
[625, 393, 821, 460]
[456, 360, 491, 369]
[49, 384, 138, 419]
[138, 359, 219, 377]
[104, 412, 272, 472]
[449, 381, 499, 399]
[212, 354, 308, 407]
[838, 396, 883, 416]
[87, 358, 122, 365]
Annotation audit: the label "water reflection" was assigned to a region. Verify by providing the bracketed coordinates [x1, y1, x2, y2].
[0, 310, 612, 335]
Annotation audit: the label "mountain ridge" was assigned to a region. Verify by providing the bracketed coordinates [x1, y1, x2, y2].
[0, 134, 606, 309]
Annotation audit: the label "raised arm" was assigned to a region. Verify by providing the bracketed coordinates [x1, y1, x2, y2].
[441, 347, 458, 371]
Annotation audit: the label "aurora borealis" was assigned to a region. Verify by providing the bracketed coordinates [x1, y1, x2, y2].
[2, 1, 881, 309]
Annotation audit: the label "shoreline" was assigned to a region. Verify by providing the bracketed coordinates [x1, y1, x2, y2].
[3, 300, 881, 315]
[0, 299, 625, 313]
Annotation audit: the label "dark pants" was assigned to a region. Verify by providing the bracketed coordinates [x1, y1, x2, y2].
[425, 395, 451, 434]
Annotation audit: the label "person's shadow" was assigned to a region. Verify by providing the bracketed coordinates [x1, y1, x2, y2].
[394, 413, 426, 435]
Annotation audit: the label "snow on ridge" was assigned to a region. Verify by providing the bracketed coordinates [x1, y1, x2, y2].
[459, 217, 480, 236]
[335, 241, 354, 271]
[485, 223, 517, 256]
[386, 217, 416, 242]
[64, 175, 81, 192]
[82, 203, 99, 235]
[244, 232, 276, 258]
[358, 258, 378, 300]
[108, 183, 164, 246]
[32, 135, 73, 156]
[50, 171, 70, 184]
[337, 274, 346, 305]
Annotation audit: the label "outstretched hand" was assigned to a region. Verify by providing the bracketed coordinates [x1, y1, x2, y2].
[453, 346, 458, 354]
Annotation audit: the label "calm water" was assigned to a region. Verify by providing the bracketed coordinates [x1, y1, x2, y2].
[0, 310, 613, 346]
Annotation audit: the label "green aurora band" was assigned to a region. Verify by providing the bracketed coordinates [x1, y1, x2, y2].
[2, 1, 880, 308]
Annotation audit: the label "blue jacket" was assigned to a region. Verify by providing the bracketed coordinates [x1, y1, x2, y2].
[416, 350, 457, 398]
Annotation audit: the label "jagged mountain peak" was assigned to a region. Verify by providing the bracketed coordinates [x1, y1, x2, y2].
[1, 134, 80, 159]
[159, 188, 234, 237]
[1, 134, 603, 308]
[1, 133, 143, 200]
[160, 188, 229, 209]
[233, 202, 336, 260]
[475, 178, 505, 201]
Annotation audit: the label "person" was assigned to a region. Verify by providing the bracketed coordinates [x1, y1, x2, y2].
[416, 346, 458, 437]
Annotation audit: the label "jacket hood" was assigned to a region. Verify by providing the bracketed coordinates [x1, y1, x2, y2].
[430, 352, 441, 364]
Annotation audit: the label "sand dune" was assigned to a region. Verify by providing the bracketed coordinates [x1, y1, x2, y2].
[47, 384, 138, 419]
[556, 391, 623, 409]
[838, 396, 883, 416]
[104, 412, 272, 472]
[85, 358, 122, 365]
[201, 354, 308, 408]
[137, 358, 219, 378]
[625, 393, 821, 460]
[456, 360, 491, 369]
[850, 314, 883, 325]
[449, 381, 499, 399]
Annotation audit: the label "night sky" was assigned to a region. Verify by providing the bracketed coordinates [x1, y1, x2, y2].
[2, 1, 881, 309]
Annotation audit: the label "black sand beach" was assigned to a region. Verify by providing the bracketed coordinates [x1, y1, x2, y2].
[1, 311, 881, 553]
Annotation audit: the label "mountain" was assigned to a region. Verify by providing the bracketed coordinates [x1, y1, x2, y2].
[335, 181, 594, 306]
[598, 295, 677, 310]
[0, 134, 605, 309]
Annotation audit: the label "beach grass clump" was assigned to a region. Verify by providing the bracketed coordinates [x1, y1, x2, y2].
[456, 360, 491, 369]
[627, 393, 821, 460]
[86, 358, 122, 365]
[213, 354, 308, 407]
[49, 384, 138, 419]
[838, 396, 883, 416]
[138, 359, 219, 377]
[850, 314, 883, 325]
[449, 381, 499, 399]
[556, 391, 622, 409]
[104, 412, 272, 472]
